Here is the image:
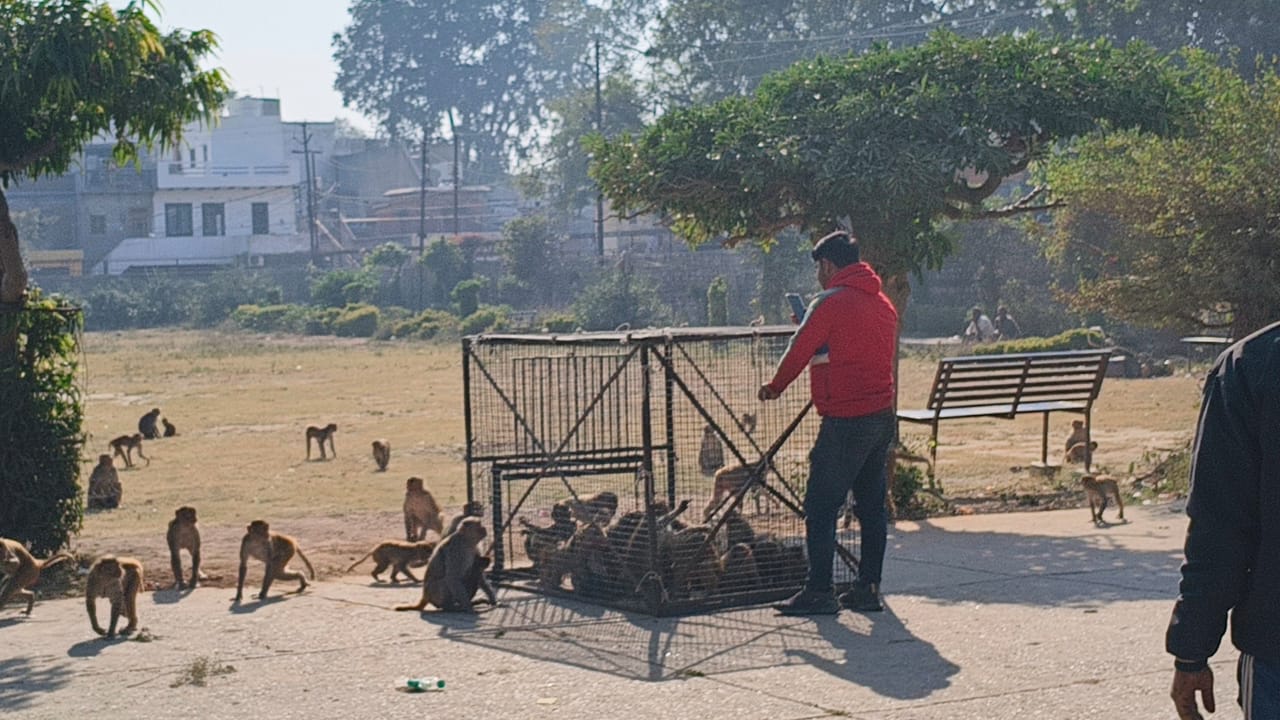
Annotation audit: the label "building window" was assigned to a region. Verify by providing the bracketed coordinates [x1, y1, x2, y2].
[126, 207, 150, 236]
[164, 203, 193, 237]
[201, 203, 225, 236]
[251, 203, 269, 235]
[88, 214, 107, 235]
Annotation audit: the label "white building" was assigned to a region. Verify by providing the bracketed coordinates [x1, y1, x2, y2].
[100, 97, 333, 274]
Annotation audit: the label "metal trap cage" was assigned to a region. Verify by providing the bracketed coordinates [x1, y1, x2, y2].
[462, 327, 861, 615]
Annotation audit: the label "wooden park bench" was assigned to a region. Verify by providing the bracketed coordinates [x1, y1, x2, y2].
[897, 349, 1112, 491]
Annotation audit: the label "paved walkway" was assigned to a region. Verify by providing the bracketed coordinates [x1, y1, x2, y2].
[0, 504, 1241, 720]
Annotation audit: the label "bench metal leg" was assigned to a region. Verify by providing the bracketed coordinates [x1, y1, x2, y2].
[928, 421, 941, 493]
[1040, 414, 1050, 466]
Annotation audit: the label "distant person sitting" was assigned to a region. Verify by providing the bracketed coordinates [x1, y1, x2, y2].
[963, 307, 997, 343]
[994, 306, 1021, 340]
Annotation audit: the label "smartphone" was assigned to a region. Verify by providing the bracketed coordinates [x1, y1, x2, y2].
[785, 293, 807, 323]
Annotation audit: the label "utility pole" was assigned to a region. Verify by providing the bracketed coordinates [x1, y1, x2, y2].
[448, 109, 460, 237]
[292, 122, 321, 265]
[594, 36, 605, 257]
[418, 129, 428, 310]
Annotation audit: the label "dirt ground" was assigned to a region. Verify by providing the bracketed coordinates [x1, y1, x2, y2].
[68, 329, 1205, 591]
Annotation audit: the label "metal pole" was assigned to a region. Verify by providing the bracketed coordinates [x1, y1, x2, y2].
[594, 37, 605, 257]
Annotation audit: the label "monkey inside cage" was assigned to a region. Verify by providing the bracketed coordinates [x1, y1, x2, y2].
[462, 327, 862, 615]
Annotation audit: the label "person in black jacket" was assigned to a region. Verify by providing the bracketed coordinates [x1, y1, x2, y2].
[1167, 321, 1280, 720]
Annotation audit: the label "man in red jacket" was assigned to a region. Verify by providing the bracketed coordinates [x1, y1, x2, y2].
[759, 230, 898, 615]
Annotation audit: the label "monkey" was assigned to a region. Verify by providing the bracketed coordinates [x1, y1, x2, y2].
[395, 517, 493, 613]
[1081, 474, 1125, 525]
[0, 538, 73, 615]
[722, 509, 757, 548]
[1065, 440, 1100, 464]
[85, 555, 143, 637]
[162, 417, 177, 437]
[719, 543, 762, 593]
[698, 425, 725, 477]
[1064, 419, 1088, 453]
[403, 477, 444, 541]
[233, 520, 315, 603]
[607, 499, 691, 590]
[86, 454, 122, 510]
[138, 408, 161, 440]
[748, 539, 785, 590]
[550, 523, 613, 596]
[346, 540, 437, 583]
[305, 422, 338, 460]
[445, 501, 485, 537]
[108, 433, 149, 468]
[166, 506, 202, 591]
[519, 501, 575, 571]
[740, 412, 757, 436]
[703, 463, 755, 521]
[371, 439, 391, 471]
[566, 490, 619, 527]
[664, 525, 720, 598]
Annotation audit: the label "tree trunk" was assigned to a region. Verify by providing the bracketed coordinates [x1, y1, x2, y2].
[0, 188, 29, 361]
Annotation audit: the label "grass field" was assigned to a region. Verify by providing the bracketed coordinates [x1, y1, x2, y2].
[71, 329, 1205, 590]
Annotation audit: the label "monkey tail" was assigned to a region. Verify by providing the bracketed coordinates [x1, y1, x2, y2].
[345, 550, 375, 573]
[296, 548, 316, 580]
[39, 553, 74, 573]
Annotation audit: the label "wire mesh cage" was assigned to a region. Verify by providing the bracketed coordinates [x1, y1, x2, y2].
[462, 327, 861, 615]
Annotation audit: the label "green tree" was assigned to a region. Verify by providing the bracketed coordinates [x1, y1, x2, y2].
[498, 214, 557, 305]
[420, 238, 468, 307]
[1039, 55, 1280, 336]
[573, 259, 671, 330]
[590, 31, 1190, 314]
[706, 276, 729, 325]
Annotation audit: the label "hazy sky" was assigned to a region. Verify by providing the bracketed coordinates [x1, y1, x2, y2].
[154, 0, 376, 133]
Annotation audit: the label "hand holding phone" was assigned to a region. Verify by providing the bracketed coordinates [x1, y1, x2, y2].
[785, 293, 806, 324]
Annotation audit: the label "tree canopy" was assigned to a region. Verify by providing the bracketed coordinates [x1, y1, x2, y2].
[1040, 54, 1280, 336]
[589, 31, 1191, 304]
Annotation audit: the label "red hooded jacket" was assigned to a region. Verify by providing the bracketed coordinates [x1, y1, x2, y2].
[765, 262, 897, 418]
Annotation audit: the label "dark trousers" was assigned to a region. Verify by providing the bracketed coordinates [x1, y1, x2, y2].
[804, 411, 895, 591]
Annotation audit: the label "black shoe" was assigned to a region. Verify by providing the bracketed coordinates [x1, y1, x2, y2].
[838, 582, 883, 612]
[773, 588, 840, 616]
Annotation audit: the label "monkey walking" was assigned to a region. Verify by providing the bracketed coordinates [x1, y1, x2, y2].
[0, 538, 73, 615]
[1081, 475, 1125, 525]
[395, 517, 495, 613]
[109, 433, 149, 469]
[371, 439, 391, 471]
[85, 555, 143, 637]
[305, 423, 338, 460]
[403, 477, 444, 541]
[138, 408, 162, 440]
[166, 506, 202, 591]
[234, 521, 316, 603]
[346, 540, 437, 583]
[86, 454, 122, 510]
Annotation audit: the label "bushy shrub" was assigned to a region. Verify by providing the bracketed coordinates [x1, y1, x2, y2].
[460, 305, 510, 335]
[387, 309, 460, 340]
[451, 278, 486, 317]
[541, 312, 577, 333]
[310, 268, 376, 308]
[573, 268, 671, 331]
[971, 327, 1107, 355]
[190, 268, 283, 327]
[304, 307, 341, 335]
[82, 276, 191, 330]
[333, 304, 380, 337]
[231, 304, 308, 333]
[707, 276, 728, 326]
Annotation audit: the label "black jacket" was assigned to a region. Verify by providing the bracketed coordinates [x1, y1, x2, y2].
[1167, 321, 1280, 666]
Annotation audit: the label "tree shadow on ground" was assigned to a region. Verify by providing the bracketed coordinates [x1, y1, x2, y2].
[0, 656, 72, 711]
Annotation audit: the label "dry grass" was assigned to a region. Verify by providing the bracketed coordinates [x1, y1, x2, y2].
[73, 330, 1205, 588]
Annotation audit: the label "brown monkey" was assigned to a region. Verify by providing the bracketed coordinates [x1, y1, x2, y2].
[748, 539, 784, 590]
[85, 555, 143, 637]
[703, 463, 754, 521]
[403, 477, 444, 541]
[395, 517, 492, 612]
[719, 543, 762, 593]
[1081, 475, 1125, 524]
[0, 538, 73, 615]
[162, 417, 177, 437]
[305, 423, 338, 460]
[665, 525, 720, 598]
[166, 506, 202, 591]
[722, 509, 757, 548]
[1064, 419, 1087, 452]
[445, 501, 484, 537]
[566, 491, 619, 527]
[346, 540, 437, 583]
[371, 439, 391, 471]
[234, 520, 315, 603]
[109, 433, 149, 468]
[698, 425, 725, 477]
[519, 501, 575, 572]
[138, 408, 162, 440]
[86, 454, 122, 510]
[1065, 440, 1099, 464]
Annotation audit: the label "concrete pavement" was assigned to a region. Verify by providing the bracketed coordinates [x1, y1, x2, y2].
[0, 503, 1240, 720]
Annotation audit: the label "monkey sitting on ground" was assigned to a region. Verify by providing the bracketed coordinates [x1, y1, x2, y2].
[138, 408, 162, 440]
[404, 477, 444, 541]
[396, 517, 494, 612]
[371, 439, 391, 471]
[1081, 474, 1126, 525]
[166, 506, 202, 591]
[1065, 441, 1100, 464]
[1064, 420, 1087, 452]
[305, 422, 338, 460]
[109, 433, 149, 468]
[698, 425, 725, 478]
[520, 500, 575, 571]
[233, 520, 316, 603]
[87, 454, 122, 510]
[85, 555, 143, 637]
[162, 417, 177, 437]
[446, 501, 484, 537]
[566, 490, 619, 527]
[664, 525, 720, 598]
[719, 543, 762, 593]
[346, 540, 437, 583]
[0, 538, 73, 615]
